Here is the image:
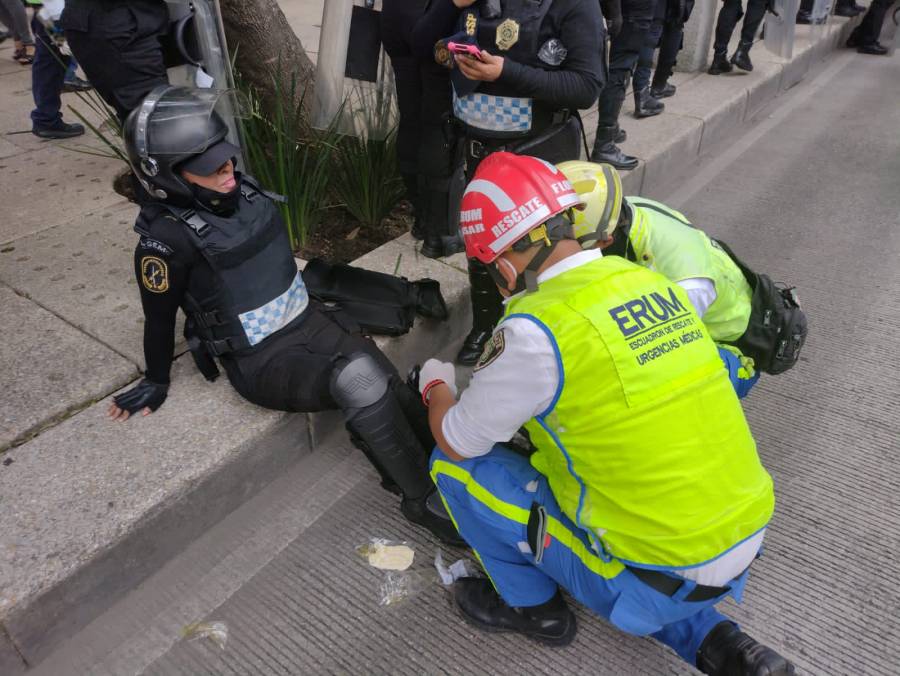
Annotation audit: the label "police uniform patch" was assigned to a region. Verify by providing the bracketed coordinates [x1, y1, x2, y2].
[141, 256, 169, 293]
[139, 237, 173, 256]
[474, 329, 506, 371]
[465, 12, 477, 36]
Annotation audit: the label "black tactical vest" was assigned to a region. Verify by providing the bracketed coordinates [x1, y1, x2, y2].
[136, 178, 307, 360]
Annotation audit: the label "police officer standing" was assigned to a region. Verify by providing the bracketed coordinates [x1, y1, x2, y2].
[110, 86, 462, 546]
[381, 1, 460, 258]
[590, 0, 658, 169]
[416, 152, 796, 674]
[412, 0, 606, 364]
[60, 0, 169, 121]
[707, 0, 768, 74]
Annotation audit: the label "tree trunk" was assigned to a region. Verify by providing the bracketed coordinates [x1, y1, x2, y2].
[219, 0, 316, 118]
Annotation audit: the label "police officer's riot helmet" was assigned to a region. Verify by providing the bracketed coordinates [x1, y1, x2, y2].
[124, 85, 241, 205]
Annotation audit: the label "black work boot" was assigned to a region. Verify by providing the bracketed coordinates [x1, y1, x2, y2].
[697, 621, 796, 676]
[634, 87, 665, 118]
[858, 42, 889, 55]
[795, 8, 812, 23]
[708, 50, 733, 75]
[615, 125, 627, 143]
[456, 260, 504, 365]
[731, 41, 754, 72]
[650, 81, 677, 99]
[590, 125, 639, 170]
[401, 489, 465, 546]
[834, 0, 863, 16]
[454, 578, 577, 646]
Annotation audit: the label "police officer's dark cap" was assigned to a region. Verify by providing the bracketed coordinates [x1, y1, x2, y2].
[179, 139, 241, 176]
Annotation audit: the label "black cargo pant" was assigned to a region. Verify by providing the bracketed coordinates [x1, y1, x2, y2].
[222, 301, 434, 491]
[850, 0, 896, 45]
[381, 0, 455, 241]
[596, 0, 657, 128]
[61, 0, 169, 121]
[713, 0, 768, 53]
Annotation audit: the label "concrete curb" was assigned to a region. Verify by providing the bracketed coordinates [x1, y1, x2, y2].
[0, 14, 859, 673]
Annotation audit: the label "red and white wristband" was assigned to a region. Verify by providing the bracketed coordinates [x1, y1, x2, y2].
[421, 379, 446, 406]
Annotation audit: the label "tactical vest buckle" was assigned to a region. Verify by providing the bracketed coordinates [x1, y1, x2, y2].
[206, 337, 238, 357]
[179, 209, 211, 236]
[194, 309, 224, 330]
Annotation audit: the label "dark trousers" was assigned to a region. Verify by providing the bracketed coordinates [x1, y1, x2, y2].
[30, 18, 69, 129]
[713, 0, 768, 52]
[634, 0, 694, 90]
[61, 0, 169, 121]
[851, 0, 896, 45]
[381, 0, 454, 236]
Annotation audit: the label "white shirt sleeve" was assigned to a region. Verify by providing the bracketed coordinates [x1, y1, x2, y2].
[442, 317, 559, 459]
[677, 277, 717, 318]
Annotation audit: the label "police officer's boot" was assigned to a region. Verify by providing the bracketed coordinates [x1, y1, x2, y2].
[454, 578, 577, 646]
[834, 0, 863, 16]
[730, 41, 754, 72]
[795, 8, 813, 23]
[634, 87, 665, 118]
[331, 352, 464, 546]
[697, 621, 796, 675]
[590, 126, 639, 170]
[650, 81, 677, 99]
[456, 260, 505, 365]
[615, 125, 627, 143]
[708, 49, 733, 75]
[402, 172, 424, 240]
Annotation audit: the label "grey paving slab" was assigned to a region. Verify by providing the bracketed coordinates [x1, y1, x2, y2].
[0, 202, 163, 364]
[0, 285, 137, 450]
[0, 143, 127, 244]
[0, 357, 306, 668]
[665, 73, 749, 153]
[621, 112, 703, 195]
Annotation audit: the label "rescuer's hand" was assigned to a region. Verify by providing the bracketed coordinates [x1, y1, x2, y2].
[418, 359, 458, 405]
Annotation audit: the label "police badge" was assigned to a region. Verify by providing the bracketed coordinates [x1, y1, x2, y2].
[495, 18, 520, 51]
[434, 40, 453, 69]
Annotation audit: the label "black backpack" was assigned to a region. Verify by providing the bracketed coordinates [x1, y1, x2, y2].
[712, 239, 808, 375]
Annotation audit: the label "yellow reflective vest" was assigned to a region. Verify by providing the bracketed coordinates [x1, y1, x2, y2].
[505, 254, 774, 569]
[627, 198, 752, 343]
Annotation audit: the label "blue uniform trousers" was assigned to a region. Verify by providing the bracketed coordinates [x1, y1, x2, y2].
[431, 446, 752, 665]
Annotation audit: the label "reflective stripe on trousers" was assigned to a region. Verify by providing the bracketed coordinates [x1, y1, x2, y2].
[430, 445, 749, 665]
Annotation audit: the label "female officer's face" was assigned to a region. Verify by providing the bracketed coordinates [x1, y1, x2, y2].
[181, 159, 237, 193]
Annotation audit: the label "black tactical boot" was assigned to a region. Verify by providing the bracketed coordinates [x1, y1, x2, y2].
[634, 86, 665, 118]
[795, 8, 812, 23]
[590, 125, 639, 170]
[697, 621, 796, 676]
[858, 42, 889, 55]
[454, 578, 577, 646]
[834, 0, 863, 16]
[650, 81, 677, 99]
[708, 50, 733, 75]
[401, 489, 466, 546]
[615, 125, 627, 143]
[456, 260, 504, 365]
[731, 41, 754, 72]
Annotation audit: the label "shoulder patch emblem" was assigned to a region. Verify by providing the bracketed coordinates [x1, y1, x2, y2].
[474, 329, 506, 372]
[140, 256, 169, 293]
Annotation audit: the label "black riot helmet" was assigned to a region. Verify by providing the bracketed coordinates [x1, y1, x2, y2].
[124, 85, 243, 205]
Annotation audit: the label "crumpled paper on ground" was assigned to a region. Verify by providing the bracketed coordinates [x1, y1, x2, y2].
[434, 549, 479, 585]
[357, 539, 415, 571]
[181, 621, 229, 650]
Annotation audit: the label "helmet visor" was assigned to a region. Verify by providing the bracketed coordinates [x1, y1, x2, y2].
[134, 86, 248, 159]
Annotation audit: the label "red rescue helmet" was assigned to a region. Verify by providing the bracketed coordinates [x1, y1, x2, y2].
[460, 152, 584, 265]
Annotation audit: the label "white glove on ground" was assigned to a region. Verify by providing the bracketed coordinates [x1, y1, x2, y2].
[418, 358, 458, 403]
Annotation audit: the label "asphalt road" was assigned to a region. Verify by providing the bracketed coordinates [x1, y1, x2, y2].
[33, 48, 900, 676]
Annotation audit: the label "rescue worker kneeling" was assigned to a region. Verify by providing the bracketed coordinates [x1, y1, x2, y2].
[561, 160, 759, 397]
[416, 153, 795, 674]
[110, 86, 461, 546]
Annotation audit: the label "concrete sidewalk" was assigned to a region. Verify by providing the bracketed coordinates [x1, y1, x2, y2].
[0, 8, 865, 673]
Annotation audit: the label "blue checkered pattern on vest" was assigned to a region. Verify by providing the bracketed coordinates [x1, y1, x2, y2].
[239, 271, 309, 346]
[453, 92, 533, 133]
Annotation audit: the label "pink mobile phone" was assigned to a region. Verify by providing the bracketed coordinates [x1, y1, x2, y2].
[447, 42, 484, 60]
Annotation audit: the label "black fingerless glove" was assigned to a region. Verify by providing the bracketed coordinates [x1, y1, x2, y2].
[113, 379, 169, 414]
